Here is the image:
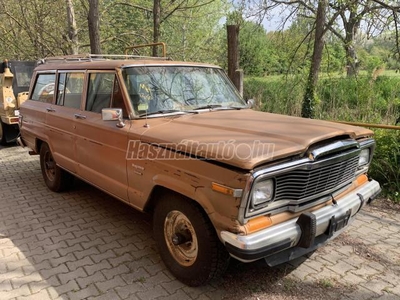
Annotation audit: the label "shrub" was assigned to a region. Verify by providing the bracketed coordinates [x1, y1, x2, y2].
[369, 130, 400, 203]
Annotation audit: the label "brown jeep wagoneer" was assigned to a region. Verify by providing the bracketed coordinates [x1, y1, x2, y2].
[18, 53, 381, 286]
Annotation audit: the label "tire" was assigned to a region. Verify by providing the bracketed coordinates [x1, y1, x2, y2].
[39, 143, 73, 192]
[0, 120, 7, 145]
[153, 193, 230, 286]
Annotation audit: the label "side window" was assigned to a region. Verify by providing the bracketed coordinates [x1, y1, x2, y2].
[31, 74, 56, 103]
[111, 77, 128, 118]
[85, 73, 114, 113]
[56, 72, 84, 109]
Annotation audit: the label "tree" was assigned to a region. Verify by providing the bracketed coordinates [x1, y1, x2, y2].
[157, 0, 228, 61]
[0, 0, 72, 58]
[88, 0, 101, 54]
[153, 0, 161, 56]
[238, 21, 272, 76]
[302, 0, 327, 118]
[239, 0, 400, 76]
[99, 0, 226, 59]
[0, 0, 226, 63]
[66, 0, 79, 54]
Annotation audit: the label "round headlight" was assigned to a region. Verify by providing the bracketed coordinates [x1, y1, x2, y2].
[252, 179, 274, 207]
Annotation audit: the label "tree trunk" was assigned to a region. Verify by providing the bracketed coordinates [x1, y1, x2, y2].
[227, 25, 241, 92]
[344, 12, 360, 77]
[345, 42, 358, 76]
[66, 0, 78, 54]
[153, 0, 161, 56]
[302, 0, 327, 118]
[88, 0, 101, 54]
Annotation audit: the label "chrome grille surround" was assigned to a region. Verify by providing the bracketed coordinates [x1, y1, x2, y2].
[239, 138, 375, 223]
[274, 155, 359, 202]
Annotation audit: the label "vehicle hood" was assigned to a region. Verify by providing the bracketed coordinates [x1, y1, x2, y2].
[137, 109, 372, 170]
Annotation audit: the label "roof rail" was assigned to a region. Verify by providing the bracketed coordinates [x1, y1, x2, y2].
[38, 53, 169, 65]
[125, 42, 167, 57]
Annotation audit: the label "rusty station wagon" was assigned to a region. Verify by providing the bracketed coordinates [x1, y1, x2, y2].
[18, 53, 381, 286]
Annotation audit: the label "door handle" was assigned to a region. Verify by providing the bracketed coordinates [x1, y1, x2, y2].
[74, 114, 87, 119]
[46, 107, 56, 112]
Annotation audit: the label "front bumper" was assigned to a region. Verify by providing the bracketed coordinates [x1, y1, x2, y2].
[221, 179, 381, 265]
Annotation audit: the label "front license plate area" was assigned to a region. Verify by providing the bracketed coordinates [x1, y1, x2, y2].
[327, 209, 351, 237]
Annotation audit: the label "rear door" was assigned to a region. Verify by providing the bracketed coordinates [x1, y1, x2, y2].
[46, 71, 85, 174]
[75, 71, 130, 201]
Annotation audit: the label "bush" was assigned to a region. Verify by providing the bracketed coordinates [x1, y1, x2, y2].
[244, 75, 400, 124]
[369, 130, 400, 203]
[243, 75, 306, 116]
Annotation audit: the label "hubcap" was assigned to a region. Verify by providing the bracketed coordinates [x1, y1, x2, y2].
[164, 210, 198, 267]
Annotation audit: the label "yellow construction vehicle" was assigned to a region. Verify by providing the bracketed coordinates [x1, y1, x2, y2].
[0, 60, 35, 145]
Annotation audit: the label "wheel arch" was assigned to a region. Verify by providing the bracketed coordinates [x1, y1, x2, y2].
[144, 184, 213, 222]
[35, 138, 44, 153]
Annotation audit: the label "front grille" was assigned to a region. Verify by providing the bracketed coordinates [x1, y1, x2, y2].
[274, 155, 359, 202]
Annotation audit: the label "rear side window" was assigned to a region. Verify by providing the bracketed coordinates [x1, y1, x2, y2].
[56, 72, 85, 109]
[31, 74, 56, 103]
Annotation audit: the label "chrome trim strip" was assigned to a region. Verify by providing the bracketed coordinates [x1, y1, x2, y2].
[222, 180, 380, 262]
[310, 139, 359, 160]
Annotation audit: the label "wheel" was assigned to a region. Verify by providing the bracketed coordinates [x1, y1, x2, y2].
[39, 143, 73, 192]
[153, 193, 230, 286]
[0, 120, 7, 145]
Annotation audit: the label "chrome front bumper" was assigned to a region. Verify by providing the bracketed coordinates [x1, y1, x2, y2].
[221, 180, 381, 264]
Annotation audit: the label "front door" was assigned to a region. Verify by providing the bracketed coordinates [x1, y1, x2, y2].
[75, 72, 130, 201]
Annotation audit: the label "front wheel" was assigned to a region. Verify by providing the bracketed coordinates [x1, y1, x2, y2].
[39, 143, 73, 192]
[153, 193, 230, 286]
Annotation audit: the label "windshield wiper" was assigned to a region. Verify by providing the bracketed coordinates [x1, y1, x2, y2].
[138, 109, 199, 117]
[138, 109, 181, 117]
[192, 104, 222, 110]
[228, 105, 246, 110]
[192, 104, 246, 111]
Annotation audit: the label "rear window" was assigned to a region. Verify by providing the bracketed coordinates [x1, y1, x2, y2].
[31, 73, 56, 103]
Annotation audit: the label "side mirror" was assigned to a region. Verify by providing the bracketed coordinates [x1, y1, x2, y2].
[102, 108, 125, 128]
[247, 99, 255, 109]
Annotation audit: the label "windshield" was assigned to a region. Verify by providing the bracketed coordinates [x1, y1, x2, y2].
[121, 66, 246, 116]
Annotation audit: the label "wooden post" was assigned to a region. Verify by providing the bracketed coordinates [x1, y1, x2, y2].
[227, 25, 242, 95]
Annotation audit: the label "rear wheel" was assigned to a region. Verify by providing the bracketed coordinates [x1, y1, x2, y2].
[39, 143, 73, 192]
[153, 193, 230, 286]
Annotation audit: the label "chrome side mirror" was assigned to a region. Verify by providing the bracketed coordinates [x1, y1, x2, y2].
[247, 99, 255, 109]
[102, 108, 125, 128]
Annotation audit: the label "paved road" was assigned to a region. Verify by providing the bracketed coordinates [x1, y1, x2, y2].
[1, 144, 399, 300]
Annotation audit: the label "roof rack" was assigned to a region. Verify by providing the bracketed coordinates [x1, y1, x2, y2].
[38, 43, 170, 65]
[38, 53, 169, 65]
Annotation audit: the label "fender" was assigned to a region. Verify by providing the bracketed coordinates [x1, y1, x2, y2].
[149, 173, 215, 215]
